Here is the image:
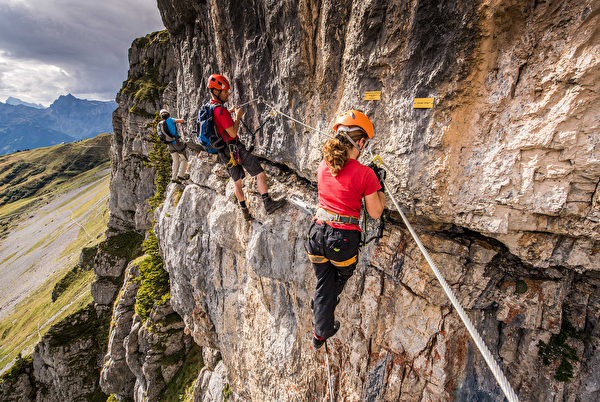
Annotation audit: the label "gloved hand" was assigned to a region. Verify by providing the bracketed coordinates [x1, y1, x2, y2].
[367, 162, 386, 191]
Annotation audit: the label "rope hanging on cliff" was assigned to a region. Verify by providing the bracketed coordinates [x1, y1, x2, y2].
[324, 341, 334, 402]
[367, 152, 520, 402]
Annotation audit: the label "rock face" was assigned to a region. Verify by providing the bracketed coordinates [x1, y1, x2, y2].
[99, 30, 196, 402]
[144, 0, 600, 401]
[32, 304, 109, 402]
[157, 0, 600, 265]
[99, 261, 140, 398]
[109, 30, 177, 233]
[0, 356, 35, 402]
[100, 257, 194, 402]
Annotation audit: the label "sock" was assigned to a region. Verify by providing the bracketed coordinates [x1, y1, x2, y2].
[314, 332, 325, 340]
[261, 193, 269, 200]
[239, 200, 247, 209]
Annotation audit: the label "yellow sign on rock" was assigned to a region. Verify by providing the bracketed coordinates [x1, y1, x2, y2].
[413, 98, 434, 108]
[364, 91, 381, 101]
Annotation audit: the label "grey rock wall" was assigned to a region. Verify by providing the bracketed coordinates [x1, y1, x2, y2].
[32, 304, 109, 402]
[0, 357, 35, 402]
[154, 153, 600, 401]
[158, 0, 600, 268]
[99, 261, 140, 398]
[109, 30, 178, 233]
[103, 0, 600, 401]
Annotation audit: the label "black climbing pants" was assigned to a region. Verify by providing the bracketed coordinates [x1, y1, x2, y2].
[306, 221, 361, 339]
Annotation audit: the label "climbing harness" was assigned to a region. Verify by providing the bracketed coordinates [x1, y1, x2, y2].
[367, 152, 520, 402]
[324, 340, 334, 402]
[315, 207, 360, 225]
[360, 200, 385, 246]
[226, 143, 241, 168]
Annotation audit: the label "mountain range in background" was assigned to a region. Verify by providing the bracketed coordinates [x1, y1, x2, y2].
[5, 97, 45, 109]
[0, 94, 117, 155]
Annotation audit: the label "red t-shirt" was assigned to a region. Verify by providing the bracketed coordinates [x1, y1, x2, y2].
[317, 159, 381, 231]
[210, 99, 236, 142]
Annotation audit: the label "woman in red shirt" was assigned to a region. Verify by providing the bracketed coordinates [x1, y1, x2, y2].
[307, 110, 385, 348]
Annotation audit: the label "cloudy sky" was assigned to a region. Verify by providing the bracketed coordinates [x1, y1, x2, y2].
[0, 0, 165, 107]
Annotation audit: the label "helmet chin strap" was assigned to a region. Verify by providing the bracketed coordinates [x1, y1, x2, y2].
[338, 128, 368, 156]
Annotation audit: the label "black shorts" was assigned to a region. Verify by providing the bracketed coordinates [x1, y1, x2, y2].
[218, 142, 264, 182]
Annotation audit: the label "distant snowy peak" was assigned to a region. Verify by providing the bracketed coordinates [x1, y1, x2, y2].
[5, 96, 45, 109]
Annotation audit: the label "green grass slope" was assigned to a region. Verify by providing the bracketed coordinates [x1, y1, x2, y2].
[0, 133, 111, 236]
[0, 134, 111, 373]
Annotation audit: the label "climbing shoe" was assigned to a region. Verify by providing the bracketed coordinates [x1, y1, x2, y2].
[241, 207, 253, 221]
[263, 196, 286, 215]
[310, 297, 340, 311]
[312, 320, 340, 349]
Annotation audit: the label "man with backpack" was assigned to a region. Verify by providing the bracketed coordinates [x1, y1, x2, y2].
[206, 73, 286, 221]
[157, 109, 189, 182]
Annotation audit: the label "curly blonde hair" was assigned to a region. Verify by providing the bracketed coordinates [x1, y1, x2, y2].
[323, 130, 368, 175]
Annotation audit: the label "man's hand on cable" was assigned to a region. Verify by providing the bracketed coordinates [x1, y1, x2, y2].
[367, 162, 386, 191]
[229, 105, 244, 120]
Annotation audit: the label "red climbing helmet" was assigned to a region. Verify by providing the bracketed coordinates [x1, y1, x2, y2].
[207, 74, 230, 91]
[333, 110, 374, 139]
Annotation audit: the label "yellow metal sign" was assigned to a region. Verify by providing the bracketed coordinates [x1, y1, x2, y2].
[364, 91, 381, 101]
[413, 98, 434, 108]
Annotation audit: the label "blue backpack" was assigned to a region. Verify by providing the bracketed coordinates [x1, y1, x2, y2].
[197, 103, 226, 154]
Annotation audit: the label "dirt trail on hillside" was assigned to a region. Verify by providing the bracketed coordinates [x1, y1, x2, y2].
[0, 169, 110, 321]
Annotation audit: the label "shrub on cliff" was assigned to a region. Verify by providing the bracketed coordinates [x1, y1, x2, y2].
[135, 232, 170, 322]
[135, 119, 172, 322]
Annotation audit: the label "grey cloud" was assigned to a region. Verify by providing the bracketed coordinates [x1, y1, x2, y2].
[0, 0, 164, 103]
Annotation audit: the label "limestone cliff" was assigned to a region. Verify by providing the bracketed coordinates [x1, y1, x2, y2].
[105, 0, 600, 401]
[109, 30, 178, 233]
[101, 30, 195, 402]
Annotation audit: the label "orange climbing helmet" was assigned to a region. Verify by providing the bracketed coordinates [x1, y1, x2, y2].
[333, 110, 374, 138]
[207, 74, 230, 91]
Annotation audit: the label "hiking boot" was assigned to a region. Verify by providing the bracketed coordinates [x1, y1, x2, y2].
[263, 196, 286, 215]
[310, 297, 340, 311]
[312, 320, 340, 349]
[241, 207, 253, 221]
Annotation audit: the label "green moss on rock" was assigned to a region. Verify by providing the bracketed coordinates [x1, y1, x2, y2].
[79, 246, 98, 270]
[135, 231, 170, 322]
[46, 303, 110, 349]
[52, 267, 82, 302]
[120, 59, 164, 108]
[98, 231, 144, 261]
[157, 344, 203, 402]
[538, 318, 581, 382]
[0, 354, 33, 385]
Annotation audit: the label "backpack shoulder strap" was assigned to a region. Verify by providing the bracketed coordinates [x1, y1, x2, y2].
[161, 119, 177, 140]
[209, 103, 228, 138]
[210, 103, 224, 115]
[163, 119, 173, 137]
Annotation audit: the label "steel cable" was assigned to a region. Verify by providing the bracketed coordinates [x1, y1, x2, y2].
[371, 152, 520, 402]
